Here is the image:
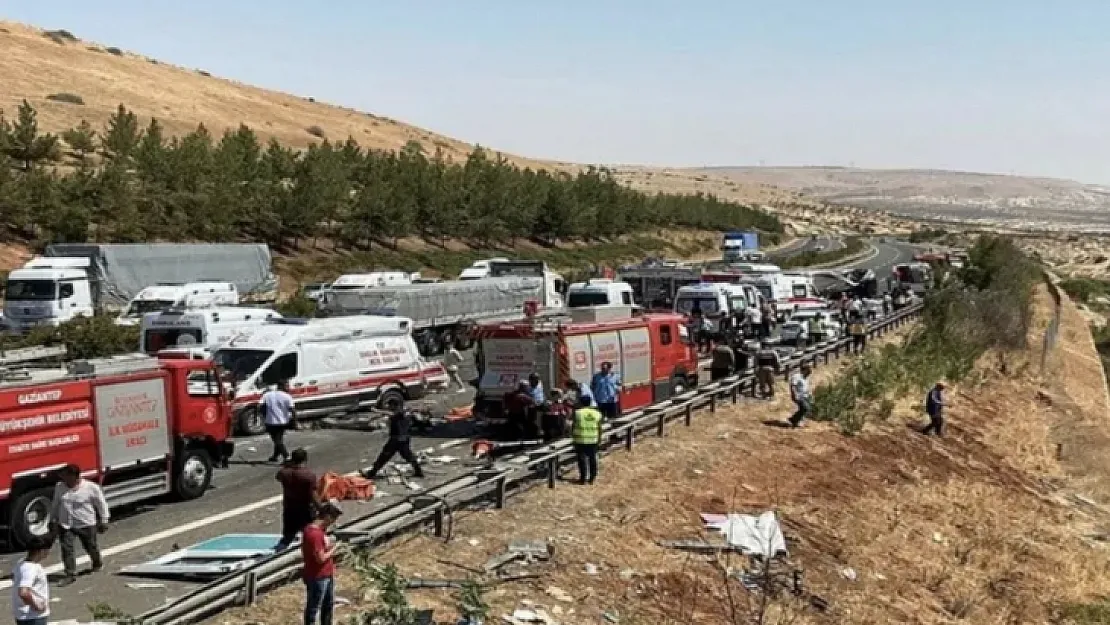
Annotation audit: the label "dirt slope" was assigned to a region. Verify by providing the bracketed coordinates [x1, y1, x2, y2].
[0, 20, 552, 168]
[217, 284, 1110, 625]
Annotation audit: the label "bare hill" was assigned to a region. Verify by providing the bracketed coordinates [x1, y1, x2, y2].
[701, 166, 1110, 231]
[0, 21, 554, 169]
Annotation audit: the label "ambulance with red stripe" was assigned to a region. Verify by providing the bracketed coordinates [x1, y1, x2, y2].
[472, 307, 698, 419]
[212, 316, 450, 435]
[0, 353, 233, 546]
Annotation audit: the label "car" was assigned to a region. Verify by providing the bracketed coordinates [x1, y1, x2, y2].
[780, 309, 841, 343]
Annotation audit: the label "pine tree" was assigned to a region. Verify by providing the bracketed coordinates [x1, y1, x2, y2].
[4, 100, 60, 171]
[101, 104, 142, 162]
[61, 120, 97, 162]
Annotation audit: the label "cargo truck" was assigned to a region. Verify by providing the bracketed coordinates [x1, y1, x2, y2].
[2, 244, 277, 332]
[0, 351, 233, 546]
[317, 260, 565, 357]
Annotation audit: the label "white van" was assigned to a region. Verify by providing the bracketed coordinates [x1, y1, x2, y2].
[673, 283, 757, 332]
[212, 316, 449, 435]
[139, 307, 283, 354]
[567, 279, 635, 308]
[116, 282, 239, 326]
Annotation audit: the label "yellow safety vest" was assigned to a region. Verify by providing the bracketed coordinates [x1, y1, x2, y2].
[572, 407, 602, 444]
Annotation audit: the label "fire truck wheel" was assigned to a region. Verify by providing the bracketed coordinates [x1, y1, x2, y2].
[670, 376, 688, 396]
[10, 487, 54, 548]
[174, 448, 213, 501]
[237, 406, 266, 436]
[377, 387, 405, 412]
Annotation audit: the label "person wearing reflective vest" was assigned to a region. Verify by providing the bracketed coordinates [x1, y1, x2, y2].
[571, 396, 603, 485]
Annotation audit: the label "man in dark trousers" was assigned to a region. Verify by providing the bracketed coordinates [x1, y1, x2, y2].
[362, 409, 425, 480]
[571, 395, 603, 485]
[710, 340, 736, 381]
[922, 381, 946, 436]
[275, 448, 319, 551]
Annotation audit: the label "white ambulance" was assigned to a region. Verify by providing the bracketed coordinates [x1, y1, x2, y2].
[139, 307, 283, 354]
[211, 316, 449, 435]
[740, 273, 824, 320]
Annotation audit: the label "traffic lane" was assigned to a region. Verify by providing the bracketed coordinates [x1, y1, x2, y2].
[0, 420, 481, 620]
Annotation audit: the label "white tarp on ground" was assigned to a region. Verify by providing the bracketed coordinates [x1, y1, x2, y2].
[44, 243, 277, 307]
[701, 510, 788, 557]
[320, 277, 545, 326]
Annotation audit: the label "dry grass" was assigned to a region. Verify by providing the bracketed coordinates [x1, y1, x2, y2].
[219, 284, 1110, 625]
[0, 20, 547, 168]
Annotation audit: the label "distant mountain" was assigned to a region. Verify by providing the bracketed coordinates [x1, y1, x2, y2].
[698, 166, 1110, 231]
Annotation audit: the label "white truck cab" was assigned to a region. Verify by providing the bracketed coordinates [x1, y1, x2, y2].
[2, 257, 94, 331]
[567, 279, 634, 308]
[116, 282, 239, 326]
[328, 272, 419, 291]
[459, 258, 510, 281]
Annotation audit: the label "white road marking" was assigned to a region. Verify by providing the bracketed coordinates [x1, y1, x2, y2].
[0, 437, 471, 589]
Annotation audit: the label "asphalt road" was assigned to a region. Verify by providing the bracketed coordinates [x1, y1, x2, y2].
[769, 235, 844, 260]
[2, 238, 921, 621]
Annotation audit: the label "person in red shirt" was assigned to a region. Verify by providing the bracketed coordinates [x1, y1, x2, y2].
[301, 502, 342, 625]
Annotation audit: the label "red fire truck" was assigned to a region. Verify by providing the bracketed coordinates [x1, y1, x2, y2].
[472, 308, 699, 417]
[0, 352, 233, 546]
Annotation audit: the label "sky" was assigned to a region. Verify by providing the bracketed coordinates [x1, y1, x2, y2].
[4, 1, 1110, 182]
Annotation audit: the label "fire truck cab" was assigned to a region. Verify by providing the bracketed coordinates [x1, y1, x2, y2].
[473, 307, 699, 418]
[0, 352, 233, 546]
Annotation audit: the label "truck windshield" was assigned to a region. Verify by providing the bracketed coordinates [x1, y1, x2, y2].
[144, 328, 203, 354]
[675, 297, 720, 315]
[212, 348, 273, 383]
[567, 291, 609, 307]
[126, 300, 175, 318]
[5, 279, 57, 301]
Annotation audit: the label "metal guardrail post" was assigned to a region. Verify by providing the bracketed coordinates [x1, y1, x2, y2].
[434, 508, 445, 536]
[547, 457, 558, 488]
[626, 427, 634, 450]
[495, 475, 507, 508]
[684, 403, 692, 426]
[709, 393, 717, 413]
[243, 571, 257, 607]
[656, 413, 665, 436]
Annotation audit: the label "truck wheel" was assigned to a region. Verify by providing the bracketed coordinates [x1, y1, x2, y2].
[9, 487, 54, 548]
[377, 387, 405, 412]
[237, 406, 266, 436]
[670, 375, 689, 397]
[173, 448, 213, 501]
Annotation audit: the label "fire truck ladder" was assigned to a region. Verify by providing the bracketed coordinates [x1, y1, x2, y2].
[67, 353, 163, 378]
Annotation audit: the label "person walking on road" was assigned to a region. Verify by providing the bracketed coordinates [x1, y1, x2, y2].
[12, 536, 52, 625]
[591, 361, 622, 420]
[275, 448, 320, 551]
[262, 379, 296, 464]
[922, 381, 947, 436]
[50, 464, 108, 586]
[443, 346, 467, 393]
[362, 409, 425, 480]
[788, 364, 813, 428]
[571, 396, 603, 485]
[710, 340, 736, 381]
[301, 501, 343, 625]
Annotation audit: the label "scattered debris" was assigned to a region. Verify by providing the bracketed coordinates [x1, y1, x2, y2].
[468, 538, 482, 547]
[658, 539, 742, 553]
[584, 562, 599, 575]
[126, 582, 166, 589]
[700, 510, 787, 557]
[840, 567, 858, 581]
[603, 610, 621, 623]
[618, 568, 634, 581]
[483, 539, 552, 573]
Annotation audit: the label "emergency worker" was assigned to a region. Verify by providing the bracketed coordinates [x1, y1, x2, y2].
[571, 396, 602, 484]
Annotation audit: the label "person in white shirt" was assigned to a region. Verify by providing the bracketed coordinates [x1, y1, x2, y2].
[12, 536, 52, 625]
[50, 464, 109, 586]
[261, 379, 297, 463]
[788, 364, 813, 428]
[747, 305, 762, 338]
[443, 346, 466, 393]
